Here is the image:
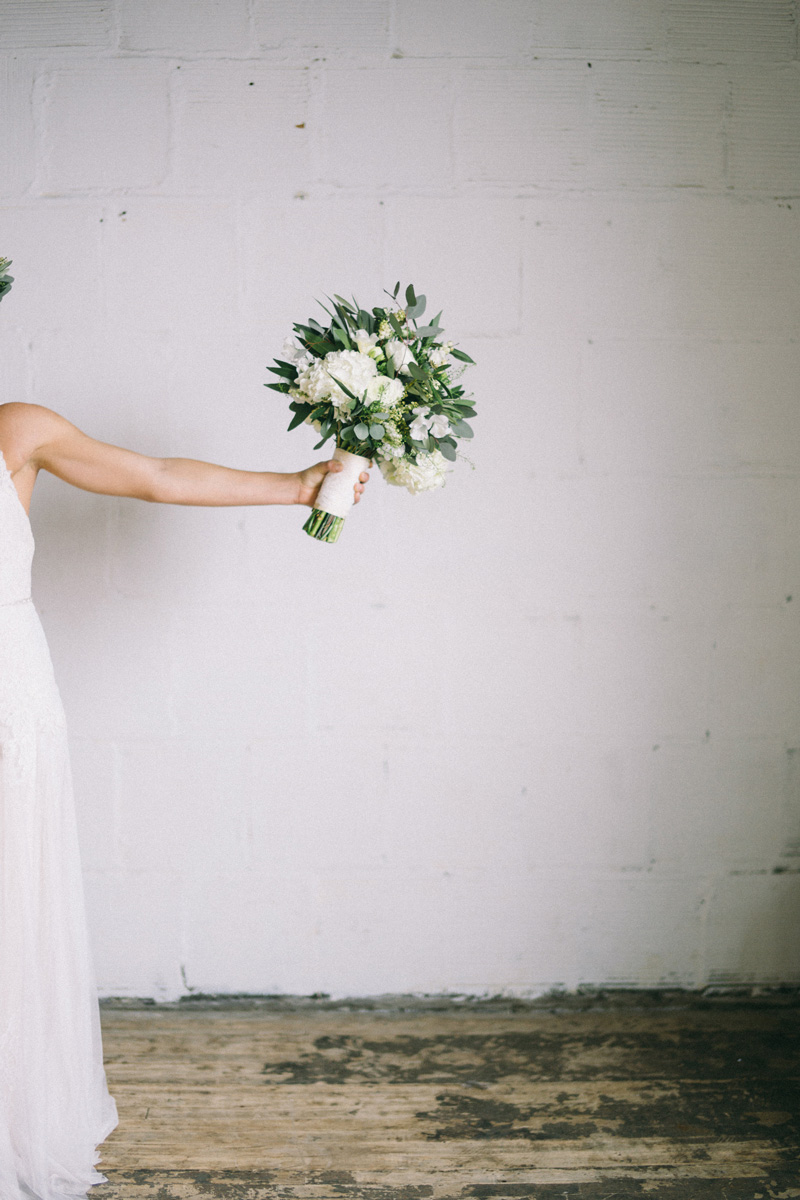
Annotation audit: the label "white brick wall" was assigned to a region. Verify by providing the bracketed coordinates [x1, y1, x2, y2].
[1, 0, 798, 1000]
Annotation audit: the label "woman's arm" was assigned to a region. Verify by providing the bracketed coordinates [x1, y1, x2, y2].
[0, 403, 369, 511]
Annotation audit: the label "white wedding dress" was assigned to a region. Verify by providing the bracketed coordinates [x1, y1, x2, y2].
[0, 448, 118, 1198]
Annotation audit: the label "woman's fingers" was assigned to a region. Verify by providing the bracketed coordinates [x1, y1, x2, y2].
[353, 469, 370, 504]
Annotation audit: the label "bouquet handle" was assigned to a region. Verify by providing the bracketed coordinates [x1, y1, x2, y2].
[304, 447, 370, 543]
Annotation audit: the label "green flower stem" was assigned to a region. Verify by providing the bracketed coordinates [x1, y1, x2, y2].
[303, 508, 345, 543]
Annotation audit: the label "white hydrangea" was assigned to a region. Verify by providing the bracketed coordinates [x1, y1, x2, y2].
[295, 349, 378, 411]
[379, 450, 449, 493]
[365, 375, 405, 410]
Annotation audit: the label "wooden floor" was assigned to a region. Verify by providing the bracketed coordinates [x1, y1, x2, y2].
[94, 995, 800, 1199]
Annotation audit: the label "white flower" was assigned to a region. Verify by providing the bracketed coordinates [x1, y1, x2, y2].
[385, 338, 416, 375]
[294, 358, 331, 402]
[354, 328, 379, 356]
[379, 450, 449, 494]
[281, 337, 314, 372]
[409, 413, 431, 442]
[281, 337, 304, 364]
[365, 375, 404, 410]
[377, 441, 406, 460]
[408, 404, 449, 442]
[428, 345, 449, 368]
[295, 349, 378, 411]
[428, 412, 450, 438]
[375, 419, 405, 460]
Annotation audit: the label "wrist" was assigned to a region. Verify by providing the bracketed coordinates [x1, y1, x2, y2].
[284, 471, 304, 506]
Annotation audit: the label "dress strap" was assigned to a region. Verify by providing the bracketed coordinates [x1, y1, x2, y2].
[0, 445, 32, 525]
[0, 445, 15, 488]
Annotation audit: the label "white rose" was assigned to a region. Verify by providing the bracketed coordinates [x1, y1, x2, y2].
[365, 375, 405, 410]
[354, 328, 379, 356]
[428, 346, 449, 368]
[379, 450, 449, 494]
[385, 338, 416, 375]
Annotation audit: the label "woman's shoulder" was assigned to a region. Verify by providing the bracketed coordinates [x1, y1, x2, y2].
[0, 403, 66, 471]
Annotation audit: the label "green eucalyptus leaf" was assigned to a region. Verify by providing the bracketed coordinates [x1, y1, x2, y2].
[388, 313, 404, 337]
[293, 324, 321, 344]
[452, 419, 474, 438]
[369, 423, 385, 439]
[406, 362, 427, 381]
[439, 440, 457, 461]
[405, 283, 416, 307]
[354, 422, 370, 440]
[451, 348, 475, 363]
[305, 337, 336, 356]
[393, 281, 400, 298]
[287, 410, 308, 431]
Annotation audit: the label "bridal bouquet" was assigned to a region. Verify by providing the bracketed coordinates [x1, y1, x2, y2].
[266, 283, 476, 542]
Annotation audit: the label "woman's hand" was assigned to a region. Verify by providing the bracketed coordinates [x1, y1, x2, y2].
[295, 458, 372, 508]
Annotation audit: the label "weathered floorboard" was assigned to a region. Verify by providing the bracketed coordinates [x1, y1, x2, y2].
[94, 1001, 800, 1199]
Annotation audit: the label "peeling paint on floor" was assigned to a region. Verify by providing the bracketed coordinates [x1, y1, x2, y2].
[94, 999, 800, 1199]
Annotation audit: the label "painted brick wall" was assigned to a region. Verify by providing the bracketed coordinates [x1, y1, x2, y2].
[1, 0, 798, 1000]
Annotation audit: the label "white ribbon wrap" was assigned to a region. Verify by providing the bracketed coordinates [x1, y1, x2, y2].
[314, 447, 370, 520]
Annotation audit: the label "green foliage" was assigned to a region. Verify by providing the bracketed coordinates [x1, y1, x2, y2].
[0, 257, 14, 303]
